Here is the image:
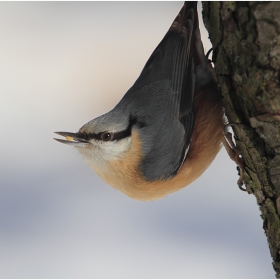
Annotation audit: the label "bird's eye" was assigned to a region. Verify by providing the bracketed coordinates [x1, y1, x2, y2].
[101, 132, 113, 141]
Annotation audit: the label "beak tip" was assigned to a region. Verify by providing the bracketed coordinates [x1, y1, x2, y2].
[54, 131, 67, 136]
[53, 135, 87, 147]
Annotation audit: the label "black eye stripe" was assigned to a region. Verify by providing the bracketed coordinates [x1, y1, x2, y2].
[77, 115, 146, 142]
[114, 129, 131, 140]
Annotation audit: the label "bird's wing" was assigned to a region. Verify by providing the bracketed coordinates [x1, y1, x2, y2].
[117, 2, 198, 180]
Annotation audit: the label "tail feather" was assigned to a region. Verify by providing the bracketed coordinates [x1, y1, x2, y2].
[169, 2, 207, 68]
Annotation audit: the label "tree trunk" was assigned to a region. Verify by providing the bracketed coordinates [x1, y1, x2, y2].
[202, 1, 280, 277]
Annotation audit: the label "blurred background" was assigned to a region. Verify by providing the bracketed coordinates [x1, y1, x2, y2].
[0, 1, 275, 278]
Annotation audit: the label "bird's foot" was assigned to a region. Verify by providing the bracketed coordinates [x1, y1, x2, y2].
[223, 124, 246, 191]
[206, 48, 213, 60]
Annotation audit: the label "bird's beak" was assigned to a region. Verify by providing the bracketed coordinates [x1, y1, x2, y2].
[54, 131, 89, 147]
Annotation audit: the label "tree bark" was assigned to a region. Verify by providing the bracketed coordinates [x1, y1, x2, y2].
[202, 1, 280, 277]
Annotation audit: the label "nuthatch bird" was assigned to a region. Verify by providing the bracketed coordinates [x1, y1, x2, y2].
[54, 2, 229, 201]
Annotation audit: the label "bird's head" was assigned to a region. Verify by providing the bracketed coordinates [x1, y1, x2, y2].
[54, 110, 143, 175]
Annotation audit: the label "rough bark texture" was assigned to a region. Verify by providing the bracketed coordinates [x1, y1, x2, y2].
[202, 1, 280, 277]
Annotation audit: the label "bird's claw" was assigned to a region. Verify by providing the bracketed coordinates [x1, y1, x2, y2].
[223, 124, 246, 191]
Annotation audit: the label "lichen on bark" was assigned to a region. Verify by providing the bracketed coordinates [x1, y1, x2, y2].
[202, 1, 280, 277]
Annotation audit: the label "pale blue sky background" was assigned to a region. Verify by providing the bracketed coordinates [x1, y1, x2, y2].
[0, 1, 275, 278]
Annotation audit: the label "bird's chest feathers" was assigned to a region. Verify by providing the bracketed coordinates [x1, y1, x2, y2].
[77, 131, 143, 187]
[103, 132, 143, 187]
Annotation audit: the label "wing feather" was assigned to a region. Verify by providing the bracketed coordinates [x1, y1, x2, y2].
[116, 2, 199, 180]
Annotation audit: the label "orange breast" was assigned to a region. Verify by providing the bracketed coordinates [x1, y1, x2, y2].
[96, 88, 224, 201]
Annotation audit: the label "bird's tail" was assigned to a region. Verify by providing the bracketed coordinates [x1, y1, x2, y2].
[169, 1, 207, 68]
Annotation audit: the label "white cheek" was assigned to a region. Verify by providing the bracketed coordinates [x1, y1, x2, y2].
[98, 137, 132, 160]
[76, 145, 104, 170]
[76, 137, 132, 169]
